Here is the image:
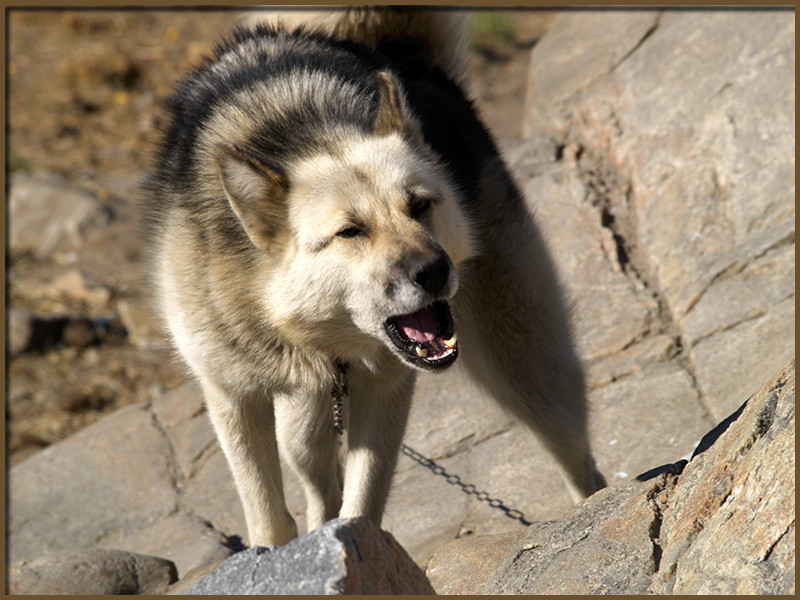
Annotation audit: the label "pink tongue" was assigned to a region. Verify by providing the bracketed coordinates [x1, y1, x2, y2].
[396, 307, 438, 343]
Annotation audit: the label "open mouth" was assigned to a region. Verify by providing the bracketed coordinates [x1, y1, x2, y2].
[384, 300, 458, 370]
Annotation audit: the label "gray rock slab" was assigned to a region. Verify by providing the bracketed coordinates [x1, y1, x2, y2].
[681, 233, 794, 345]
[460, 424, 573, 534]
[519, 7, 794, 455]
[572, 11, 792, 360]
[524, 10, 660, 133]
[691, 296, 795, 421]
[152, 382, 310, 547]
[190, 517, 435, 595]
[404, 362, 515, 465]
[97, 512, 235, 579]
[8, 548, 177, 595]
[7, 402, 178, 566]
[9, 171, 114, 259]
[178, 441, 249, 542]
[612, 11, 794, 266]
[150, 382, 217, 481]
[585, 334, 677, 390]
[589, 361, 714, 484]
[177, 440, 310, 549]
[521, 166, 656, 362]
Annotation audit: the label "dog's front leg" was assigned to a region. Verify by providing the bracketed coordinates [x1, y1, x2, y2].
[201, 381, 298, 547]
[339, 364, 415, 525]
[274, 389, 343, 532]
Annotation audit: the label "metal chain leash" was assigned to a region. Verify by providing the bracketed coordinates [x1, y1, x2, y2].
[400, 443, 532, 527]
[330, 363, 530, 526]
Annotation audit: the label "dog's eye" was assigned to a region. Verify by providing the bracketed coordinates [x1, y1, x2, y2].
[410, 196, 432, 219]
[336, 226, 364, 239]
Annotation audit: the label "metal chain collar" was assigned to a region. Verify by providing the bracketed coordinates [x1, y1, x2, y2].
[331, 360, 348, 436]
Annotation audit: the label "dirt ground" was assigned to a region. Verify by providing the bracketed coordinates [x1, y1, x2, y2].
[6, 9, 556, 465]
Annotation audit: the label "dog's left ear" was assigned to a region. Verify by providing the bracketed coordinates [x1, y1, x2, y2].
[215, 144, 289, 252]
[374, 71, 407, 136]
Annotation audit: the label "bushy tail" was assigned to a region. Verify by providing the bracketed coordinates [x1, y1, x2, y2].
[242, 6, 471, 85]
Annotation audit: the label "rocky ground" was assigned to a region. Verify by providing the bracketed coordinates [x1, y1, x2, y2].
[7, 8, 794, 596]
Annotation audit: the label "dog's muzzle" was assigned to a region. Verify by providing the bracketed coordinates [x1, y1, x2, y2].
[385, 300, 458, 370]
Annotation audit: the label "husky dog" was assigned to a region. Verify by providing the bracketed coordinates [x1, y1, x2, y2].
[146, 7, 606, 547]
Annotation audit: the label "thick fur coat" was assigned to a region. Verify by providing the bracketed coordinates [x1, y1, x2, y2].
[146, 8, 605, 547]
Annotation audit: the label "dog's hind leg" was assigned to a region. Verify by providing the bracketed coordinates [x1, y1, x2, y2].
[202, 381, 299, 547]
[274, 390, 343, 532]
[454, 169, 606, 503]
[338, 363, 415, 524]
[455, 270, 606, 502]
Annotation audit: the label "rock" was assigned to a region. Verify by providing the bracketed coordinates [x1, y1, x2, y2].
[425, 530, 521, 595]
[523, 10, 660, 131]
[164, 559, 228, 595]
[98, 512, 236, 579]
[190, 517, 436, 595]
[474, 467, 685, 595]
[588, 361, 712, 484]
[58, 387, 112, 412]
[7, 548, 177, 595]
[20, 314, 72, 352]
[61, 317, 99, 348]
[7, 402, 178, 566]
[9, 311, 127, 353]
[7, 306, 34, 356]
[9, 172, 114, 259]
[47, 268, 112, 308]
[426, 361, 795, 594]
[690, 294, 795, 420]
[652, 361, 795, 594]
[522, 10, 795, 422]
[521, 165, 656, 362]
[117, 298, 166, 349]
[7, 383, 243, 579]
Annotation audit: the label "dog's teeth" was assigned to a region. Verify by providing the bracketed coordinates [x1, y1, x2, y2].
[415, 346, 428, 358]
[443, 334, 457, 348]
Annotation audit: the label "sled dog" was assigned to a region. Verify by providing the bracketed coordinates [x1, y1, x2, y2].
[146, 7, 606, 547]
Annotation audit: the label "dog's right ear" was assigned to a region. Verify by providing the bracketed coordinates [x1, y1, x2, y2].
[215, 144, 288, 251]
[374, 71, 406, 136]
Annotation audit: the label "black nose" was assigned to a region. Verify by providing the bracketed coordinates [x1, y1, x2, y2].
[412, 254, 452, 297]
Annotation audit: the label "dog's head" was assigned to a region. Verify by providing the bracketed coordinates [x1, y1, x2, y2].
[215, 71, 475, 371]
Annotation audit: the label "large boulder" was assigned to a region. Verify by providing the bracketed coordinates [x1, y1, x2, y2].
[522, 9, 794, 422]
[189, 518, 435, 595]
[426, 361, 795, 594]
[652, 364, 795, 594]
